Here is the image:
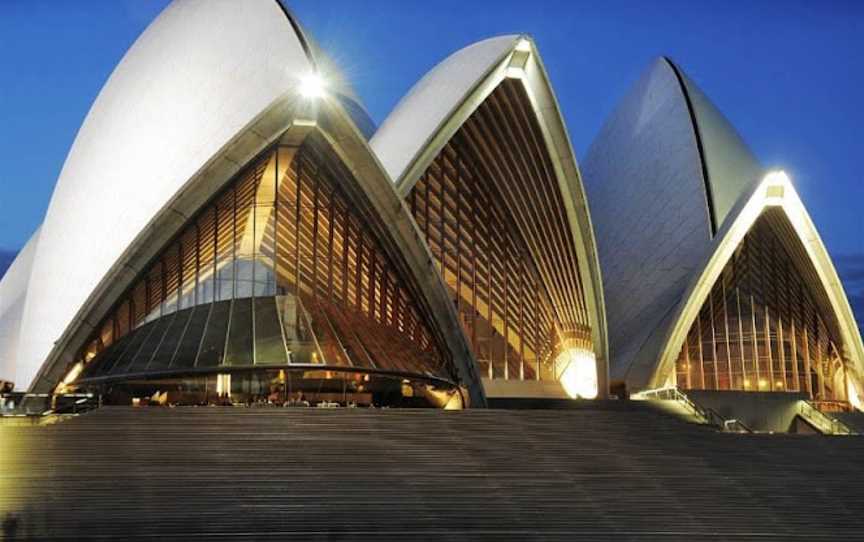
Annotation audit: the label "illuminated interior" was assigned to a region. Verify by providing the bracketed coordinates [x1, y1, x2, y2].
[675, 208, 852, 409]
[95, 368, 461, 409]
[407, 78, 594, 386]
[555, 346, 598, 399]
[69, 131, 462, 407]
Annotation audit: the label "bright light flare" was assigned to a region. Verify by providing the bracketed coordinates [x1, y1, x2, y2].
[63, 362, 84, 385]
[555, 347, 598, 399]
[848, 379, 863, 412]
[216, 373, 231, 397]
[763, 170, 791, 187]
[763, 170, 790, 205]
[299, 72, 326, 99]
[55, 362, 84, 393]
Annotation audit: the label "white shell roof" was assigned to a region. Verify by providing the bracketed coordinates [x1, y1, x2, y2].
[674, 63, 763, 231]
[14, 0, 316, 390]
[582, 57, 763, 388]
[0, 228, 40, 386]
[370, 35, 520, 183]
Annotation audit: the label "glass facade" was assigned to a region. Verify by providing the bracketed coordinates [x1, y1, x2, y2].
[675, 209, 850, 407]
[96, 369, 460, 409]
[408, 79, 593, 382]
[75, 132, 453, 389]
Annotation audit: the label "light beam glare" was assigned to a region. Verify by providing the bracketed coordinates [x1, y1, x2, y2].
[555, 347, 598, 399]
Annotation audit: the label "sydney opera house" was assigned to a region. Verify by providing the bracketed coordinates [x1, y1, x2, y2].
[0, 0, 612, 411]
[3, 1, 864, 538]
[1, 0, 862, 421]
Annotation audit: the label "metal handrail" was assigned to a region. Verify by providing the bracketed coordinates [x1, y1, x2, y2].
[797, 400, 857, 436]
[631, 386, 707, 420]
[721, 417, 753, 433]
[632, 386, 752, 433]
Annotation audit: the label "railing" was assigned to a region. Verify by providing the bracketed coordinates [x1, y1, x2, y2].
[721, 417, 752, 433]
[797, 400, 857, 436]
[0, 393, 100, 418]
[631, 386, 752, 433]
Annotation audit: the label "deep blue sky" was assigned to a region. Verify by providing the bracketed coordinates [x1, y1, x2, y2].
[1, 0, 863, 316]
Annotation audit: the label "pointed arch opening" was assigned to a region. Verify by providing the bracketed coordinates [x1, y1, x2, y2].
[675, 208, 850, 407]
[66, 128, 464, 408]
[406, 76, 596, 396]
[651, 172, 864, 411]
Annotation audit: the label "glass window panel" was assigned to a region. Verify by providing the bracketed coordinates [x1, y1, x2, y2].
[173, 303, 211, 369]
[161, 244, 181, 316]
[257, 153, 277, 205]
[144, 263, 164, 323]
[197, 300, 231, 367]
[254, 297, 288, 365]
[254, 205, 277, 297]
[234, 168, 257, 299]
[275, 147, 299, 294]
[180, 227, 197, 310]
[81, 333, 132, 379]
[300, 298, 346, 367]
[234, 258, 255, 299]
[128, 313, 176, 373]
[225, 297, 253, 366]
[197, 207, 216, 305]
[298, 168, 316, 297]
[149, 307, 193, 370]
[281, 296, 322, 365]
[110, 320, 158, 375]
[215, 192, 235, 301]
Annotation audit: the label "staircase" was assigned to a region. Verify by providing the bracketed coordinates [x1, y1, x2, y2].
[797, 400, 858, 435]
[2, 404, 864, 539]
[631, 387, 752, 432]
[830, 410, 864, 434]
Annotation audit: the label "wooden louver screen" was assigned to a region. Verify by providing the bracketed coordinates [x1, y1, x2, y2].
[676, 209, 850, 406]
[408, 78, 593, 381]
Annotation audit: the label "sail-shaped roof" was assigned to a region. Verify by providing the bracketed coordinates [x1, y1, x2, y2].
[0, 228, 40, 386]
[373, 36, 609, 397]
[583, 57, 862, 402]
[11, 0, 481, 405]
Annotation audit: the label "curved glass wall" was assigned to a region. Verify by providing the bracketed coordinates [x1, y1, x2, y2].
[675, 209, 850, 408]
[407, 79, 593, 383]
[73, 132, 452, 389]
[80, 294, 445, 381]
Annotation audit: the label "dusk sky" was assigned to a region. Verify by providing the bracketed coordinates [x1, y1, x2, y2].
[1, 1, 862, 317]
